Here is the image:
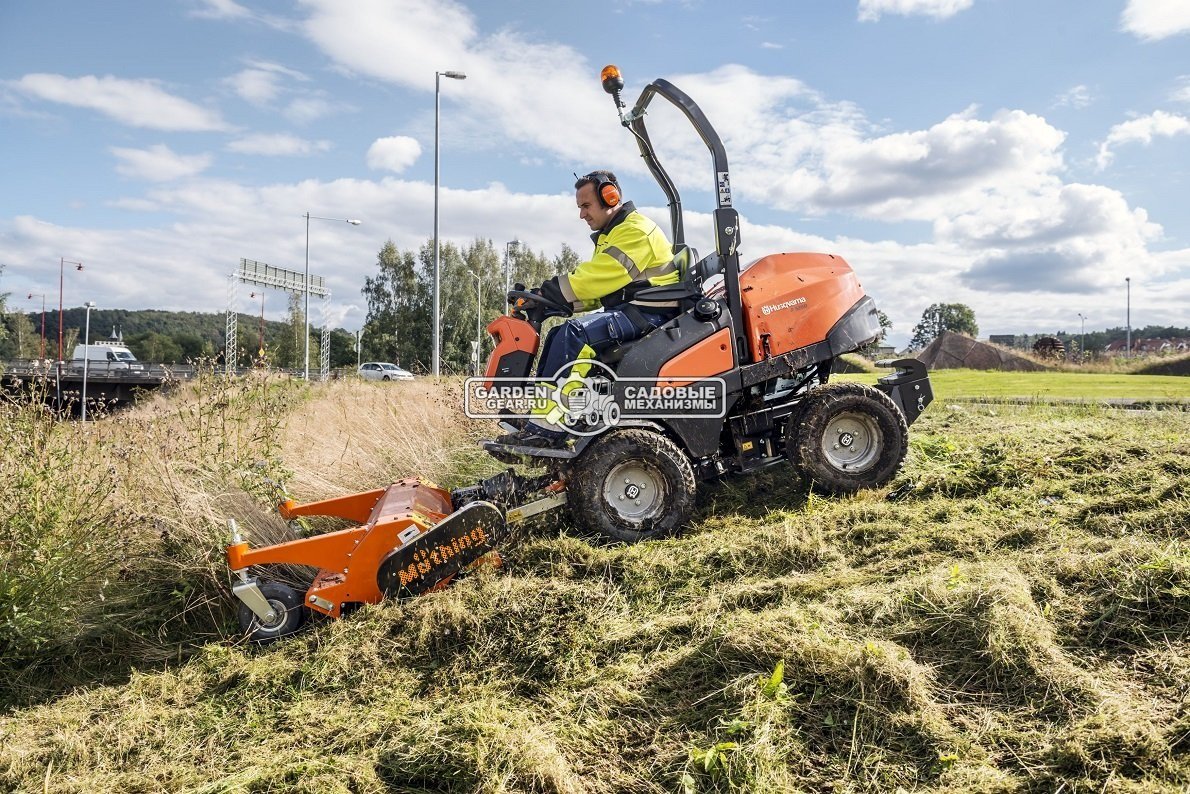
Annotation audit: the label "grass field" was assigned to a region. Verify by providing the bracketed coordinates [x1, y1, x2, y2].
[842, 368, 1189, 402]
[0, 372, 1187, 792]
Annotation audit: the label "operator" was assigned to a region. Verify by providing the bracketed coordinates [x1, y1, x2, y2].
[499, 170, 681, 449]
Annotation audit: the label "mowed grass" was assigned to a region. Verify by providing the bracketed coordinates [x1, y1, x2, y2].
[841, 368, 1189, 402]
[0, 377, 1187, 793]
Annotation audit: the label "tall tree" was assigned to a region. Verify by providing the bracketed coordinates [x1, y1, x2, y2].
[361, 240, 431, 371]
[2, 312, 37, 358]
[909, 303, 979, 350]
[0, 264, 9, 351]
[270, 293, 308, 370]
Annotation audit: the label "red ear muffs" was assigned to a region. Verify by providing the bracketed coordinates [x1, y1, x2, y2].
[584, 171, 621, 208]
[599, 181, 621, 208]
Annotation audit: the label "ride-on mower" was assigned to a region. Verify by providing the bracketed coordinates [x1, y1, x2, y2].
[226, 65, 933, 642]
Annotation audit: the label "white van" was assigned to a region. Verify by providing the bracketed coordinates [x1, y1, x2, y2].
[72, 343, 144, 372]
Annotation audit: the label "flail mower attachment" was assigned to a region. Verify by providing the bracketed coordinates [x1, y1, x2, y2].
[226, 471, 566, 642]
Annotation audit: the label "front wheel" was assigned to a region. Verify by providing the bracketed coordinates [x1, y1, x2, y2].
[568, 429, 696, 543]
[237, 581, 307, 643]
[785, 382, 908, 494]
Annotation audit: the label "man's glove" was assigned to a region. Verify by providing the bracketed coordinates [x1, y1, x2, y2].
[507, 282, 528, 305]
[538, 277, 567, 307]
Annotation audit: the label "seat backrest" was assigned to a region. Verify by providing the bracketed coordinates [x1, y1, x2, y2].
[671, 245, 699, 282]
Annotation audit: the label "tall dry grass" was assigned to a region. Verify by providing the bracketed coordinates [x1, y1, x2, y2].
[0, 371, 512, 704]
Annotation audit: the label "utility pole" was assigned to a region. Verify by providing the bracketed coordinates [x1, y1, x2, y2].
[1125, 277, 1131, 358]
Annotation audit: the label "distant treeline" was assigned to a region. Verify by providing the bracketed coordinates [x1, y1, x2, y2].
[0, 237, 580, 373]
[1001, 325, 1190, 355]
[6, 251, 1182, 370]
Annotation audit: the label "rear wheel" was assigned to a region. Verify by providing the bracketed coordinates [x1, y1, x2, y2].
[237, 581, 306, 643]
[785, 382, 908, 494]
[568, 429, 696, 543]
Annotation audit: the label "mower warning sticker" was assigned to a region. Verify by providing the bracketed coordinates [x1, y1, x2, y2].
[717, 171, 732, 206]
[464, 360, 727, 437]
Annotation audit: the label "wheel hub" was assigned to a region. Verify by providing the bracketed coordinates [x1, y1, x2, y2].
[603, 460, 667, 522]
[257, 598, 286, 630]
[822, 411, 882, 472]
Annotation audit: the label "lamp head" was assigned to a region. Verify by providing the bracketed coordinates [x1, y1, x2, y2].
[601, 64, 624, 95]
[442, 71, 466, 80]
[85, 301, 95, 308]
[347, 219, 362, 225]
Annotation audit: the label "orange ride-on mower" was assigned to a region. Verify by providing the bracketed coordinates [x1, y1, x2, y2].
[474, 64, 933, 534]
[225, 65, 932, 642]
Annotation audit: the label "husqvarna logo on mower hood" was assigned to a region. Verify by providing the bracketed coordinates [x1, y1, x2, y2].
[761, 296, 807, 316]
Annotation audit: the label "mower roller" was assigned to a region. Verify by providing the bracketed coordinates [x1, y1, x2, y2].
[227, 65, 933, 642]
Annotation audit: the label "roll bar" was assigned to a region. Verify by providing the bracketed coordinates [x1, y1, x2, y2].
[603, 67, 747, 361]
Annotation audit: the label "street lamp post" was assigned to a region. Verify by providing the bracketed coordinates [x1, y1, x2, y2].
[1077, 312, 1086, 364]
[504, 239, 520, 306]
[433, 69, 467, 377]
[81, 301, 95, 422]
[466, 268, 482, 376]
[58, 257, 83, 360]
[304, 213, 361, 380]
[27, 292, 46, 360]
[1125, 277, 1131, 359]
[356, 328, 363, 370]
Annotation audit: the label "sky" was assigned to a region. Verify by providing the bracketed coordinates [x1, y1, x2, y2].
[1, 0, 1188, 349]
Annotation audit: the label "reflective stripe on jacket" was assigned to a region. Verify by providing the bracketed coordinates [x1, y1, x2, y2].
[555, 202, 678, 311]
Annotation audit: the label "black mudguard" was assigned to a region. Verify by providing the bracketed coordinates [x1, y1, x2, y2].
[376, 501, 507, 598]
[874, 358, 933, 425]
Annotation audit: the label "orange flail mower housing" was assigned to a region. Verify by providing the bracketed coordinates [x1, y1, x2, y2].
[227, 479, 452, 619]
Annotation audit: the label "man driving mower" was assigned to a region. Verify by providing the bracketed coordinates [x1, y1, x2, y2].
[498, 170, 682, 449]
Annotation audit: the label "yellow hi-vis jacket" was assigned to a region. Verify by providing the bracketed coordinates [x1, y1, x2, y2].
[547, 202, 679, 312]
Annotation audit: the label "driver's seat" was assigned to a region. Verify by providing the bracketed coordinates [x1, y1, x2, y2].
[599, 245, 722, 366]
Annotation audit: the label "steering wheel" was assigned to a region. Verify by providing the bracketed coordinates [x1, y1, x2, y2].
[507, 289, 573, 318]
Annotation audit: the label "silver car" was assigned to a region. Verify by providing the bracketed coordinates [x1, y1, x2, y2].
[358, 362, 414, 381]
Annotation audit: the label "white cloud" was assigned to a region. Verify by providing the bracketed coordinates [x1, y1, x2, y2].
[807, 108, 1066, 220]
[225, 61, 308, 104]
[1096, 110, 1190, 169]
[1170, 76, 1190, 103]
[4, 173, 1186, 350]
[226, 133, 333, 156]
[299, 0, 635, 167]
[858, 0, 974, 22]
[950, 184, 1162, 292]
[1121, 0, 1190, 40]
[110, 144, 213, 181]
[366, 136, 422, 172]
[8, 73, 228, 131]
[190, 0, 252, 19]
[760, 41, 783, 49]
[646, 65, 1162, 299]
[284, 95, 339, 124]
[1053, 84, 1093, 109]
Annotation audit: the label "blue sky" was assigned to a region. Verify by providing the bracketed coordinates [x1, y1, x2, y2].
[1, 0, 1188, 348]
